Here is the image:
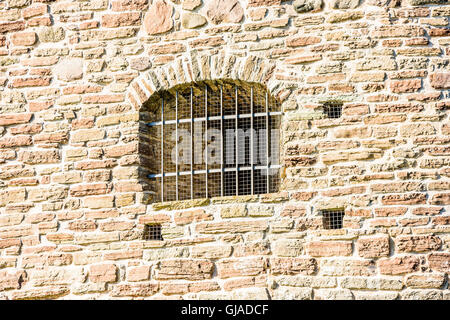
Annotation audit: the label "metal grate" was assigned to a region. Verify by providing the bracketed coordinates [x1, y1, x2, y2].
[322, 209, 345, 229]
[145, 81, 281, 203]
[143, 224, 163, 240]
[323, 102, 343, 119]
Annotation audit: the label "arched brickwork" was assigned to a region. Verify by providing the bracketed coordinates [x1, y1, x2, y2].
[127, 52, 283, 111]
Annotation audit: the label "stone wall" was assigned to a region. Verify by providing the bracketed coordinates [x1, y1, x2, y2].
[0, 0, 449, 300]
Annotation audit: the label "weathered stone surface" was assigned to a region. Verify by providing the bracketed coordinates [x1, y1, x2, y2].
[396, 235, 442, 253]
[357, 235, 390, 258]
[306, 241, 352, 257]
[55, 58, 83, 82]
[331, 0, 360, 9]
[217, 257, 267, 278]
[144, 0, 173, 35]
[427, 253, 450, 272]
[273, 239, 303, 257]
[130, 57, 152, 71]
[182, 13, 207, 29]
[205, 0, 244, 25]
[38, 27, 65, 42]
[270, 258, 318, 275]
[430, 73, 450, 89]
[293, 0, 323, 13]
[196, 220, 268, 233]
[191, 245, 233, 259]
[220, 205, 247, 218]
[154, 259, 214, 280]
[272, 287, 312, 300]
[11, 32, 36, 46]
[89, 264, 118, 283]
[111, 283, 159, 297]
[378, 256, 421, 275]
[182, 0, 202, 10]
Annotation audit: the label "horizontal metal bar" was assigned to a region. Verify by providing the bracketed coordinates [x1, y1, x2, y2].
[148, 165, 281, 178]
[146, 112, 282, 126]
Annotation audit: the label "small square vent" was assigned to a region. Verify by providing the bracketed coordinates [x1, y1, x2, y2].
[323, 102, 343, 119]
[143, 224, 163, 241]
[322, 209, 345, 229]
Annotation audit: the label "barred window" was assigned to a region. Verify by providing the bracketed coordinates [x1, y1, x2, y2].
[323, 102, 343, 119]
[143, 81, 281, 203]
[143, 224, 163, 241]
[322, 209, 345, 230]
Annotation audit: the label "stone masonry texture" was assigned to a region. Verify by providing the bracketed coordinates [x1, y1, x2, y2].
[0, 0, 449, 300]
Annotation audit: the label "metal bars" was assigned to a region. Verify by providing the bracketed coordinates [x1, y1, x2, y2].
[323, 102, 343, 119]
[143, 224, 163, 241]
[147, 82, 280, 203]
[322, 209, 345, 230]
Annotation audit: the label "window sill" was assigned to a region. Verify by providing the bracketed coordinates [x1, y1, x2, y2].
[150, 192, 290, 211]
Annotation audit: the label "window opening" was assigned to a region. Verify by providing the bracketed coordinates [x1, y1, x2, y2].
[145, 81, 281, 203]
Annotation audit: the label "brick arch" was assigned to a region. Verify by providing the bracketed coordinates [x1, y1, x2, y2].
[130, 51, 287, 204]
[126, 51, 284, 111]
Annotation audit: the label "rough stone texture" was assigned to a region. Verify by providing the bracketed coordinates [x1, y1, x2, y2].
[331, 0, 360, 9]
[0, 0, 448, 301]
[182, 13, 207, 29]
[54, 58, 84, 82]
[205, 0, 244, 24]
[293, 0, 323, 13]
[144, 0, 173, 35]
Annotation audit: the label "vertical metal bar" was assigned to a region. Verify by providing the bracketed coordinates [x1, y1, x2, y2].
[220, 85, 224, 197]
[175, 91, 179, 201]
[190, 87, 194, 199]
[265, 90, 270, 194]
[205, 86, 208, 198]
[235, 85, 238, 196]
[250, 87, 254, 195]
[161, 98, 164, 202]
